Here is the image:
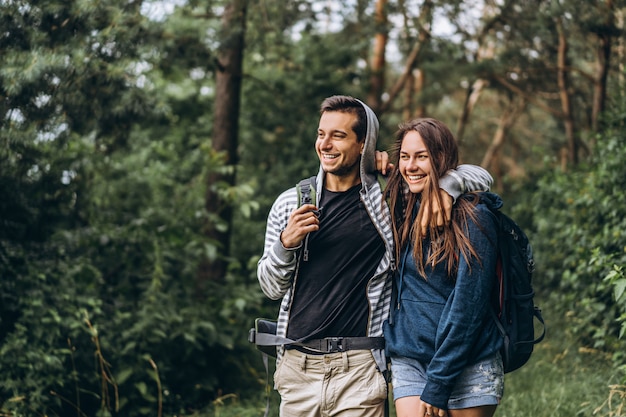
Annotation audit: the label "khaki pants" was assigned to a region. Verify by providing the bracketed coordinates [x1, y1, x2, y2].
[274, 349, 388, 417]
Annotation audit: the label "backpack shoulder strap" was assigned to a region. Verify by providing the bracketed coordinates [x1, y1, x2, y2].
[297, 173, 384, 205]
[296, 176, 317, 262]
[297, 175, 317, 207]
[376, 173, 387, 190]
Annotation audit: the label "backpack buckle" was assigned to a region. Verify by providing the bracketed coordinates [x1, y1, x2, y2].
[327, 337, 343, 352]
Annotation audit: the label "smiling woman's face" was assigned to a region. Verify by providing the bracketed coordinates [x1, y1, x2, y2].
[399, 130, 432, 194]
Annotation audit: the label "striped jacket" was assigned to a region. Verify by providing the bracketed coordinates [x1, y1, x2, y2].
[256, 101, 394, 373]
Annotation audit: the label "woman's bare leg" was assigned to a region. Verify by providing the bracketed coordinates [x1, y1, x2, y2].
[448, 405, 497, 417]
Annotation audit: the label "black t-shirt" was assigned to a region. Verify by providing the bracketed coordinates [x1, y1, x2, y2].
[286, 184, 386, 341]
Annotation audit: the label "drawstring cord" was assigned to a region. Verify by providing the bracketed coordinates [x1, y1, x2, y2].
[397, 245, 410, 310]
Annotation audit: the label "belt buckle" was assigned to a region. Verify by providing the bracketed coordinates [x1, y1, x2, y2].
[327, 337, 343, 352]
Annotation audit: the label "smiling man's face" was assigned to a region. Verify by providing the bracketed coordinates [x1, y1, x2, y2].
[316, 111, 363, 181]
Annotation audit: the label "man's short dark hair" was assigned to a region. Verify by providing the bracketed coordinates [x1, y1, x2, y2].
[320, 95, 367, 143]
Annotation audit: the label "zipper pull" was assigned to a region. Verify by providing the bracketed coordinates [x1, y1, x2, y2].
[303, 235, 310, 261]
[390, 256, 398, 308]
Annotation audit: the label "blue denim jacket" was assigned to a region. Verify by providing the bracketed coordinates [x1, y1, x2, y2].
[384, 194, 503, 409]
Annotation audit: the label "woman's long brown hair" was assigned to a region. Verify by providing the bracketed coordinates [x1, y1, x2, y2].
[383, 118, 480, 279]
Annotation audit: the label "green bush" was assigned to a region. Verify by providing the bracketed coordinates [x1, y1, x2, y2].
[0, 130, 265, 416]
[527, 104, 626, 372]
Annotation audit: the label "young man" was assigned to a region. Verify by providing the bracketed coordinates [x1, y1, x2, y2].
[257, 95, 492, 417]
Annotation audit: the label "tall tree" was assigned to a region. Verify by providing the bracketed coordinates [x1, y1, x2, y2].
[199, 0, 248, 289]
[379, 0, 433, 116]
[367, 0, 389, 113]
[591, 0, 617, 132]
[555, 16, 579, 166]
[455, 0, 507, 144]
[481, 95, 526, 189]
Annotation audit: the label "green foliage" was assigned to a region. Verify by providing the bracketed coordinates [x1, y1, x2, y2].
[0, 116, 264, 416]
[1, 1, 264, 415]
[526, 102, 626, 370]
[498, 301, 624, 417]
[1, 0, 625, 415]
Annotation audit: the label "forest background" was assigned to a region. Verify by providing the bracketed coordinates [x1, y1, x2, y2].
[1, 0, 626, 416]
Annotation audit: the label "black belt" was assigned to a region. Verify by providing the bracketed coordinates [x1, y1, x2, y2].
[293, 336, 385, 354]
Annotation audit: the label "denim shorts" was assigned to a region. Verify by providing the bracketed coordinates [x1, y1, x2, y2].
[390, 352, 504, 409]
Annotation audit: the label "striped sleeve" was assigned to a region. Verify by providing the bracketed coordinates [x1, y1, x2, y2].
[257, 187, 300, 300]
[439, 164, 493, 201]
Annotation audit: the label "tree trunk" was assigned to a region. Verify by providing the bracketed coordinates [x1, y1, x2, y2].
[555, 17, 578, 166]
[618, 5, 625, 91]
[455, 1, 504, 144]
[413, 69, 426, 118]
[198, 0, 247, 292]
[367, 0, 388, 114]
[591, 0, 614, 132]
[379, 0, 432, 116]
[456, 78, 488, 145]
[402, 70, 415, 121]
[481, 97, 526, 191]
[400, 68, 425, 120]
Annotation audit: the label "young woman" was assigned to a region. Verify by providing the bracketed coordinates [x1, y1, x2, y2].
[383, 118, 504, 417]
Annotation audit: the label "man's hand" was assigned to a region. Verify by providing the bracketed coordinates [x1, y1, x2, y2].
[280, 204, 320, 249]
[421, 189, 453, 235]
[375, 150, 394, 176]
